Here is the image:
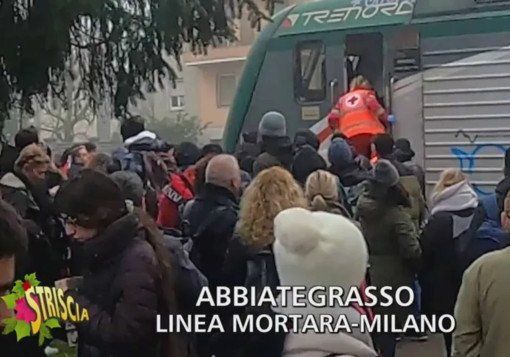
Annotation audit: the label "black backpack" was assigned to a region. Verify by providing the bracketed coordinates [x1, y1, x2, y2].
[162, 228, 208, 311]
[244, 249, 280, 314]
[188, 205, 232, 271]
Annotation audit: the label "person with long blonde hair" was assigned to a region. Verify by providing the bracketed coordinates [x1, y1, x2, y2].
[222, 166, 307, 287]
[420, 168, 479, 357]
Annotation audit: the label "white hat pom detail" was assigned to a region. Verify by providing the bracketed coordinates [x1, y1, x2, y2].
[273, 208, 368, 290]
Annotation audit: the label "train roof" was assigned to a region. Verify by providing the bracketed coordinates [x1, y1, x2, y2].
[274, 0, 510, 37]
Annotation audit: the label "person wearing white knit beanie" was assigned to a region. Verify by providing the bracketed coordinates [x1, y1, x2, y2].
[273, 207, 377, 357]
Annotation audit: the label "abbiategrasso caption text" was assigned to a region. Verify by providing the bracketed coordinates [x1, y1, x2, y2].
[156, 286, 456, 334]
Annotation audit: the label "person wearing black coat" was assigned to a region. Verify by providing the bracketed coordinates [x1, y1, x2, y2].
[217, 167, 307, 357]
[0, 144, 64, 285]
[253, 111, 293, 174]
[419, 170, 480, 357]
[55, 169, 182, 357]
[183, 154, 241, 289]
[0, 198, 47, 357]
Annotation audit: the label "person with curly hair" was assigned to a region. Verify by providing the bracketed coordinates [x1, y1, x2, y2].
[212, 167, 307, 357]
[222, 166, 307, 288]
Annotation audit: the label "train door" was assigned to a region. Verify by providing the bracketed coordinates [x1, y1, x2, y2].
[293, 34, 345, 134]
[344, 32, 384, 102]
[240, 33, 347, 139]
[291, 33, 346, 143]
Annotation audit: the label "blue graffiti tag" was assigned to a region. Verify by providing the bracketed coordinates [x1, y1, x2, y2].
[451, 144, 507, 196]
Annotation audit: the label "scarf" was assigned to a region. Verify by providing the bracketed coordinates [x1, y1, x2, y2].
[430, 180, 478, 215]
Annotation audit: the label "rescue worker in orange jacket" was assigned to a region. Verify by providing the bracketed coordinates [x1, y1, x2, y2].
[328, 76, 389, 158]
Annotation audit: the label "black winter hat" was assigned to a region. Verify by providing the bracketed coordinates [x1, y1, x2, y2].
[373, 159, 400, 188]
[292, 146, 327, 186]
[294, 129, 320, 151]
[175, 142, 201, 168]
[394, 138, 415, 162]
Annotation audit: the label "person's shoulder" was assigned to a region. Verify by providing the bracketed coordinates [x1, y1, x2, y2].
[427, 210, 454, 224]
[123, 233, 158, 269]
[212, 202, 239, 227]
[385, 204, 415, 226]
[471, 247, 510, 272]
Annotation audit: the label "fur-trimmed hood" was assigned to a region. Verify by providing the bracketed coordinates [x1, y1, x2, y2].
[0, 172, 27, 190]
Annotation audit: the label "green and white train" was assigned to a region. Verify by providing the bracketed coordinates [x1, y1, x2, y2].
[223, 0, 510, 195]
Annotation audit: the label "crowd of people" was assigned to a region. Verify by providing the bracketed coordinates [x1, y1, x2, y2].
[0, 108, 510, 357]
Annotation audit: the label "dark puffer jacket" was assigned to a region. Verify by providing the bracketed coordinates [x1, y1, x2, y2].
[67, 214, 164, 357]
[0, 172, 64, 285]
[419, 207, 478, 317]
[184, 183, 239, 289]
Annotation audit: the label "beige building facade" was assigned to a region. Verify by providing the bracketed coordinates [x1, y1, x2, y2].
[182, 1, 304, 143]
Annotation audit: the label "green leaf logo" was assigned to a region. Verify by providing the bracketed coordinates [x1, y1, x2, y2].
[14, 320, 31, 341]
[1, 272, 62, 345]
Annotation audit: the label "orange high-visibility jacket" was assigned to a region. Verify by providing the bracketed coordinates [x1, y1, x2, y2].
[328, 88, 388, 138]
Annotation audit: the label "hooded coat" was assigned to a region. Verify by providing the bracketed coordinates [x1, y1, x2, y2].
[357, 193, 421, 324]
[328, 138, 370, 187]
[377, 154, 427, 232]
[419, 180, 480, 317]
[124, 130, 167, 153]
[254, 136, 293, 174]
[0, 172, 64, 285]
[66, 214, 165, 357]
[394, 143, 426, 196]
[291, 145, 327, 187]
[184, 183, 239, 288]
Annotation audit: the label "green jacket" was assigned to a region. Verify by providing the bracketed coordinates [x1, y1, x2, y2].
[400, 175, 427, 233]
[454, 248, 510, 357]
[357, 193, 422, 324]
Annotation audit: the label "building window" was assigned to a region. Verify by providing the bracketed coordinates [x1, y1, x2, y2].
[294, 40, 326, 103]
[217, 74, 237, 107]
[170, 95, 185, 110]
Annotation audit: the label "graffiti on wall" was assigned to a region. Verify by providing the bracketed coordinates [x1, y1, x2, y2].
[451, 129, 506, 196]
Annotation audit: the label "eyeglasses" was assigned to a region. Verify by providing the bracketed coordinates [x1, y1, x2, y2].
[59, 214, 77, 225]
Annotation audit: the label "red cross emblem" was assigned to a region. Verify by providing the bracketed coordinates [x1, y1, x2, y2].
[346, 94, 360, 107]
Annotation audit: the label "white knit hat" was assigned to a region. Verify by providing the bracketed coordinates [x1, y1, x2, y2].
[273, 208, 368, 290]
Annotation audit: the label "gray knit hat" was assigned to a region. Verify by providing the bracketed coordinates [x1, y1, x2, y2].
[373, 159, 400, 188]
[258, 111, 287, 138]
[110, 171, 145, 207]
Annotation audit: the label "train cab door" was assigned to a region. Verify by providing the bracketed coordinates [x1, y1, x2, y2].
[294, 34, 345, 142]
[344, 33, 385, 104]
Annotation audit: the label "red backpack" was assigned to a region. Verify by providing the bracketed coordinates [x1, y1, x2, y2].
[157, 172, 195, 229]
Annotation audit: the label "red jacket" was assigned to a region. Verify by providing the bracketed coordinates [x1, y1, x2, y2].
[157, 170, 195, 229]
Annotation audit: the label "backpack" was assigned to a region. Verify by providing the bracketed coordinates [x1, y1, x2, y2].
[112, 147, 146, 182]
[162, 228, 208, 310]
[188, 205, 232, 272]
[160, 172, 195, 230]
[456, 194, 510, 271]
[244, 249, 280, 315]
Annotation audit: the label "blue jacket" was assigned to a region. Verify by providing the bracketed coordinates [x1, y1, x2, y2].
[478, 194, 508, 244]
[464, 194, 510, 270]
